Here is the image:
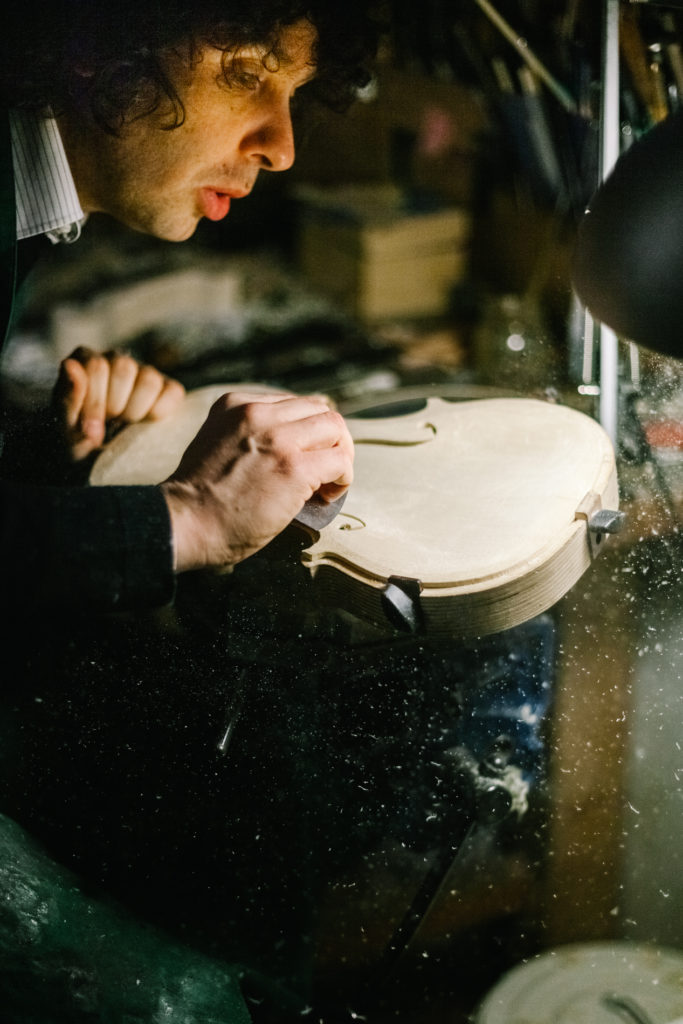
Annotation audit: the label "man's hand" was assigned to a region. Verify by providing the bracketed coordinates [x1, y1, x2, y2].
[160, 391, 354, 572]
[53, 347, 186, 462]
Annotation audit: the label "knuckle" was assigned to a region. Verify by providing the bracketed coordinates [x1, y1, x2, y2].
[213, 391, 248, 413]
[209, 393, 231, 414]
[240, 400, 270, 429]
[149, 380, 185, 419]
[274, 446, 299, 476]
[136, 364, 162, 387]
[69, 345, 94, 363]
[110, 352, 138, 374]
[87, 353, 109, 375]
[322, 407, 342, 430]
[164, 379, 186, 402]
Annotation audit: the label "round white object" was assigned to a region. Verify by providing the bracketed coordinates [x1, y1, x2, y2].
[475, 942, 683, 1024]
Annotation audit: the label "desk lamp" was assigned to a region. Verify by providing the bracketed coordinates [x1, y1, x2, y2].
[573, 107, 683, 360]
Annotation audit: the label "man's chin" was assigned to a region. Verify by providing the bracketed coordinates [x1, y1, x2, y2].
[169, 227, 200, 243]
[154, 221, 201, 243]
[116, 211, 201, 243]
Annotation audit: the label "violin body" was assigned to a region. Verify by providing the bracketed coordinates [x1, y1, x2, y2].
[91, 387, 618, 639]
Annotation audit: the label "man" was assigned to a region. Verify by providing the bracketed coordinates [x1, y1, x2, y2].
[1, 0, 380, 615]
[0, 3, 381, 1019]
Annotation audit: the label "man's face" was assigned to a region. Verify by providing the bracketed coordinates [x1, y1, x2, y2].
[59, 19, 317, 241]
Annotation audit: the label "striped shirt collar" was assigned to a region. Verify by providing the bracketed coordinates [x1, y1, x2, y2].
[9, 109, 86, 245]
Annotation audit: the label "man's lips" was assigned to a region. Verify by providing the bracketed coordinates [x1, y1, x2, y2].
[198, 188, 248, 221]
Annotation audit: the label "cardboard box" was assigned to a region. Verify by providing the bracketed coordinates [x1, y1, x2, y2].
[296, 184, 471, 322]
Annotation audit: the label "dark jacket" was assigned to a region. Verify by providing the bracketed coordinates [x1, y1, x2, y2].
[0, 110, 175, 615]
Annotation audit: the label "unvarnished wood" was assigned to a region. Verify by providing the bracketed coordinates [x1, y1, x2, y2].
[91, 387, 618, 639]
[90, 384, 281, 486]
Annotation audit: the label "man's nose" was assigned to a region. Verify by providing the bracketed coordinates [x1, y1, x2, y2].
[242, 104, 296, 172]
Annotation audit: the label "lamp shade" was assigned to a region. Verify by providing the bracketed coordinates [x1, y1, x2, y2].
[572, 108, 683, 359]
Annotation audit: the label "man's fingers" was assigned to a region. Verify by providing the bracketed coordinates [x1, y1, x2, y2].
[76, 354, 109, 440]
[58, 354, 108, 450]
[106, 354, 185, 423]
[274, 408, 354, 458]
[62, 349, 109, 425]
[55, 348, 185, 463]
[104, 353, 140, 418]
[146, 378, 186, 420]
[316, 480, 351, 502]
[275, 413, 355, 496]
[54, 358, 104, 461]
[54, 358, 88, 428]
[217, 390, 295, 409]
[118, 365, 165, 422]
[301, 444, 354, 494]
[215, 392, 331, 422]
[63, 348, 182, 425]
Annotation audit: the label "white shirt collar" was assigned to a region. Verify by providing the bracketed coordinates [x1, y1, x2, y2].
[9, 109, 86, 245]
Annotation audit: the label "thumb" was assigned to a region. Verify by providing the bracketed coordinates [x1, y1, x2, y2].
[53, 358, 105, 461]
[53, 358, 88, 429]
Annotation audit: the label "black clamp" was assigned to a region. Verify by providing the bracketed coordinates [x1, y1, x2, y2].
[381, 575, 424, 633]
[587, 508, 626, 558]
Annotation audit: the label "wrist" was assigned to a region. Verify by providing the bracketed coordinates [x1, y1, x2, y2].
[160, 480, 200, 574]
[159, 479, 238, 574]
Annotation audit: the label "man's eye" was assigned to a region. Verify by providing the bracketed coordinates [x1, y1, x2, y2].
[230, 67, 263, 90]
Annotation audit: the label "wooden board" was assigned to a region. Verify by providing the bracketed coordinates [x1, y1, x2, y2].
[91, 387, 619, 639]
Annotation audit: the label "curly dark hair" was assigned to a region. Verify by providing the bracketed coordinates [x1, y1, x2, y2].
[1, 0, 384, 132]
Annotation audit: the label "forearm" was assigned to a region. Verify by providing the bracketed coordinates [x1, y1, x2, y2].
[0, 480, 175, 614]
[0, 403, 82, 486]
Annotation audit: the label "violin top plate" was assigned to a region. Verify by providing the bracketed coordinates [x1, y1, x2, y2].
[91, 388, 618, 638]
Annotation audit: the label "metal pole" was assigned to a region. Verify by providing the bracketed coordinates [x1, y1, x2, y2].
[599, 0, 621, 445]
